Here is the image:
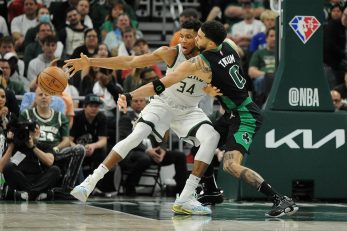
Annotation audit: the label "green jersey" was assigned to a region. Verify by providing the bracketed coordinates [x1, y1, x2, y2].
[19, 108, 69, 147]
[200, 41, 251, 112]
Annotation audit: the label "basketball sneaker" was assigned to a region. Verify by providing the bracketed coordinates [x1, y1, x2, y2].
[70, 175, 96, 202]
[172, 194, 212, 215]
[197, 188, 224, 205]
[266, 196, 299, 218]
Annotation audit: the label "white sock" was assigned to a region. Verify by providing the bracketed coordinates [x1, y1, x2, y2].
[90, 164, 109, 182]
[177, 174, 201, 202]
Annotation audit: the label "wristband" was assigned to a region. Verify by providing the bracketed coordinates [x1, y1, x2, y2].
[124, 93, 132, 101]
[53, 146, 60, 153]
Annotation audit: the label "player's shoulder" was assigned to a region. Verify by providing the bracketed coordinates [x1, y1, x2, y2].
[155, 45, 177, 53]
[224, 38, 243, 57]
[153, 45, 178, 58]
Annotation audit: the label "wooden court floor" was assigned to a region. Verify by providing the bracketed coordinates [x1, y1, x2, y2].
[1, 197, 347, 231]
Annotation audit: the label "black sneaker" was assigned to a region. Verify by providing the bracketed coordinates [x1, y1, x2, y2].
[14, 190, 29, 201]
[197, 188, 224, 205]
[266, 196, 299, 218]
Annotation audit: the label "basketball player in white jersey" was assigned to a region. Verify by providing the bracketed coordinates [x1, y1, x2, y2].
[65, 20, 221, 215]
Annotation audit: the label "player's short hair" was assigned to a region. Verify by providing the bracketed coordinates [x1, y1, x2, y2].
[201, 21, 226, 46]
[181, 20, 202, 32]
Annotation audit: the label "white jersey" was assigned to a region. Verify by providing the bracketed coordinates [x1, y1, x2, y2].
[161, 44, 207, 108]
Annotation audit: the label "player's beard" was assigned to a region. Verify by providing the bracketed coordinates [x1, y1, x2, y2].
[197, 44, 207, 53]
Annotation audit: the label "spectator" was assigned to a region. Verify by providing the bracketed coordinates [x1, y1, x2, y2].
[0, 15, 9, 38]
[229, 1, 265, 52]
[23, 6, 54, 48]
[59, 7, 88, 58]
[329, 3, 343, 21]
[77, 0, 93, 28]
[0, 68, 20, 117]
[69, 43, 112, 97]
[334, 72, 347, 99]
[0, 85, 17, 173]
[27, 35, 58, 82]
[118, 26, 136, 56]
[169, 8, 199, 47]
[331, 89, 347, 111]
[206, 0, 264, 29]
[0, 58, 26, 95]
[100, 1, 125, 40]
[104, 13, 143, 55]
[119, 96, 188, 195]
[19, 87, 85, 191]
[24, 22, 64, 75]
[93, 68, 123, 117]
[2, 122, 61, 200]
[249, 10, 278, 53]
[70, 28, 99, 59]
[70, 94, 107, 177]
[10, 0, 39, 52]
[324, 0, 343, 23]
[0, 36, 26, 78]
[323, 5, 347, 85]
[248, 27, 276, 107]
[49, 0, 80, 32]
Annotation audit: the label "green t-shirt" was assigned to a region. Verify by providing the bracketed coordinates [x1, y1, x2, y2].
[249, 48, 276, 74]
[19, 108, 69, 147]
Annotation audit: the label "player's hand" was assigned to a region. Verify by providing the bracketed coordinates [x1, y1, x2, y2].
[49, 58, 60, 67]
[63, 53, 90, 77]
[117, 94, 128, 113]
[203, 84, 223, 97]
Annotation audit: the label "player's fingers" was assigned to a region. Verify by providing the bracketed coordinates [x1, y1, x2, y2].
[66, 66, 75, 74]
[70, 70, 78, 78]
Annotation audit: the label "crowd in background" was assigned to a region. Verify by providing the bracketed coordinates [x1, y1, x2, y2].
[0, 0, 346, 200]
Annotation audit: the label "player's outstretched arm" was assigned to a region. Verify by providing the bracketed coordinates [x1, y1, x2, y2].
[64, 47, 171, 77]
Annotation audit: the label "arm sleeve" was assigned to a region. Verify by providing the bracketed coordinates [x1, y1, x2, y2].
[105, 81, 123, 102]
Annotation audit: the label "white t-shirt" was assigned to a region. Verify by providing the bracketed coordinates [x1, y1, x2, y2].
[11, 14, 38, 36]
[231, 19, 265, 38]
[0, 16, 9, 37]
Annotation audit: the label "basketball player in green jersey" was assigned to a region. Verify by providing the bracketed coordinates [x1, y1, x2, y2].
[117, 20, 299, 218]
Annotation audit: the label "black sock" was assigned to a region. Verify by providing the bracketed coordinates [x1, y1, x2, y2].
[259, 181, 280, 200]
[202, 174, 218, 192]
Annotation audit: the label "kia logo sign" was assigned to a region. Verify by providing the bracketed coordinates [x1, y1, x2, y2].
[266, 129, 345, 149]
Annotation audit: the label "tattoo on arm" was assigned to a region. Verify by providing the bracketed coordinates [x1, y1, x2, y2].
[240, 169, 264, 189]
[188, 56, 211, 73]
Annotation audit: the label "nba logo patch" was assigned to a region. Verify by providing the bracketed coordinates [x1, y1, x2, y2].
[289, 16, 320, 44]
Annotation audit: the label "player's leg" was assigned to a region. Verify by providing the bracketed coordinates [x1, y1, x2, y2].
[70, 122, 152, 202]
[171, 116, 220, 215]
[222, 150, 298, 217]
[222, 102, 298, 217]
[196, 116, 228, 205]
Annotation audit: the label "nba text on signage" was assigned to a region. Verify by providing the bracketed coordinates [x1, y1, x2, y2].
[288, 87, 319, 107]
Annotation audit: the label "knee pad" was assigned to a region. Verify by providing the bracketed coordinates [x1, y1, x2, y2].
[112, 122, 152, 159]
[194, 124, 220, 164]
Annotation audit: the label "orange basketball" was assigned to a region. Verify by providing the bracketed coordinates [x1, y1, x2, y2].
[38, 66, 68, 95]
